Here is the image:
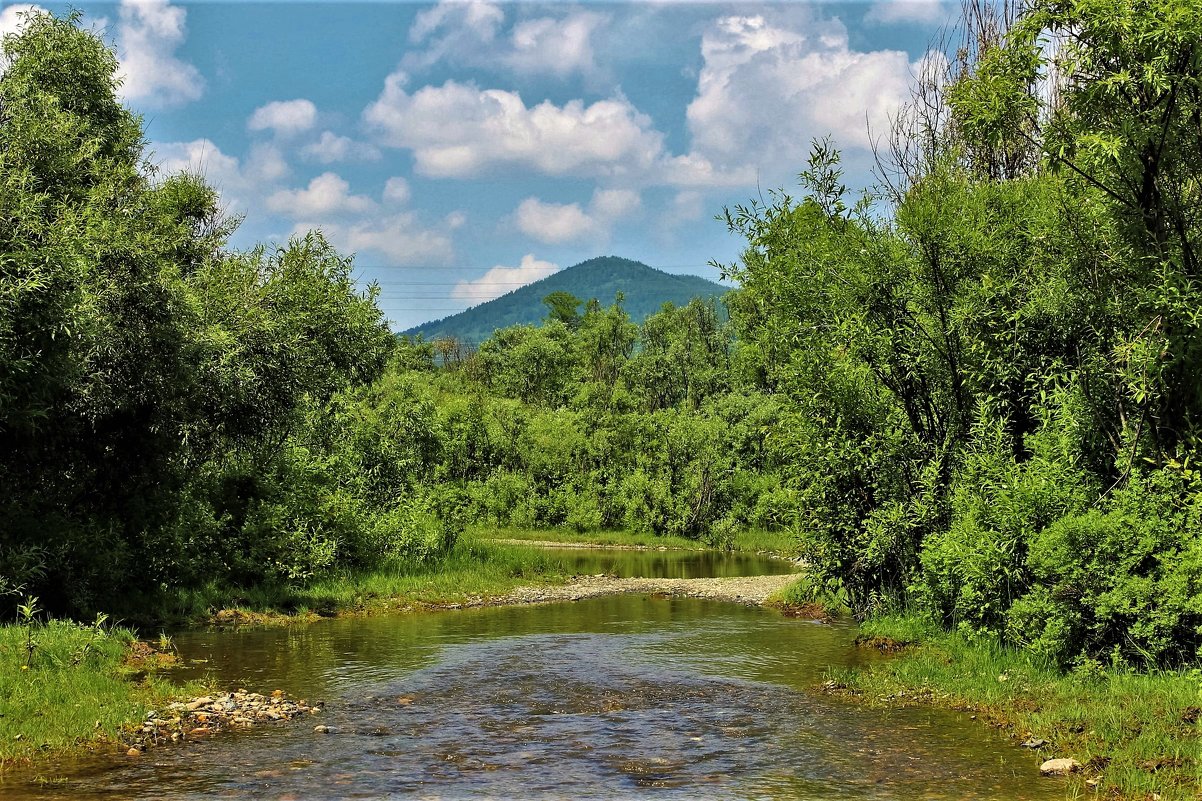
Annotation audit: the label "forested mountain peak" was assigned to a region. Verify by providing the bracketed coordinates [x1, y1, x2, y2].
[404, 256, 726, 344]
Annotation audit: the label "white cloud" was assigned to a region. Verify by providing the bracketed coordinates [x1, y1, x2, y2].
[505, 12, 607, 78]
[865, 1, 950, 25]
[410, 0, 502, 47]
[406, 1, 606, 79]
[301, 131, 381, 163]
[266, 172, 376, 218]
[514, 198, 595, 244]
[302, 212, 456, 267]
[364, 75, 664, 179]
[452, 254, 559, 305]
[382, 176, 411, 205]
[115, 0, 204, 108]
[686, 11, 922, 173]
[0, 4, 45, 38]
[514, 188, 641, 244]
[248, 99, 318, 137]
[590, 188, 640, 219]
[151, 138, 294, 215]
[152, 138, 244, 193]
[244, 142, 290, 184]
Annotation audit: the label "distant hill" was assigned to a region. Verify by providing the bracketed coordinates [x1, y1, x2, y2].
[403, 256, 728, 344]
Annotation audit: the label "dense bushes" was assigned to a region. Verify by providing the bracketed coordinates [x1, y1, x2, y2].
[0, 12, 417, 616]
[721, 0, 1202, 667]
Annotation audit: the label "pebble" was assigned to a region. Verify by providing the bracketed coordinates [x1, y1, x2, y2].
[127, 690, 319, 753]
[1040, 758, 1082, 776]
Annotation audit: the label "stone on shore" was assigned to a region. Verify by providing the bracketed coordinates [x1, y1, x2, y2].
[1040, 758, 1082, 776]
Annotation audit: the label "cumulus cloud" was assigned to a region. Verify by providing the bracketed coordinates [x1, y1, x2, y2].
[302, 212, 456, 267]
[301, 131, 381, 163]
[865, 0, 951, 25]
[452, 254, 559, 305]
[248, 99, 318, 137]
[115, 0, 204, 108]
[364, 75, 664, 179]
[514, 188, 641, 244]
[152, 138, 246, 194]
[0, 4, 45, 38]
[686, 11, 923, 174]
[382, 176, 411, 205]
[406, 0, 606, 79]
[514, 199, 594, 244]
[266, 172, 376, 218]
[151, 138, 295, 214]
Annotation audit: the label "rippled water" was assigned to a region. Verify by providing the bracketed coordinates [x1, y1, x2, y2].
[0, 551, 1063, 800]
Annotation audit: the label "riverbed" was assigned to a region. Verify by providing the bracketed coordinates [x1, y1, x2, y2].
[0, 549, 1063, 799]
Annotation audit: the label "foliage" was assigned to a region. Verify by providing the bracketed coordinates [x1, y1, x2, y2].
[719, 0, 1202, 667]
[0, 12, 399, 616]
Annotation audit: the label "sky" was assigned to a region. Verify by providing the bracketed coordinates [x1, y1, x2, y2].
[0, 0, 956, 330]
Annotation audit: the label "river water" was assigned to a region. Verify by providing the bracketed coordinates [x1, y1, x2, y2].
[1, 549, 1062, 800]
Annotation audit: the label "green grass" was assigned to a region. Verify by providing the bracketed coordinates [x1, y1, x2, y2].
[832, 614, 1202, 801]
[0, 617, 203, 767]
[151, 527, 799, 626]
[480, 526, 802, 556]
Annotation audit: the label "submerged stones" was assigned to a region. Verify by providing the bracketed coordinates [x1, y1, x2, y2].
[126, 690, 320, 754]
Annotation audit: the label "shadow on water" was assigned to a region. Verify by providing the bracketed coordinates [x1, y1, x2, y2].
[529, 548, 797, 579]
[0, 552, 1064, 800]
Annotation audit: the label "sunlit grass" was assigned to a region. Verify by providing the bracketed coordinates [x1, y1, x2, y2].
[834, 614, 1202, 801]
[0, 619, 203, 765]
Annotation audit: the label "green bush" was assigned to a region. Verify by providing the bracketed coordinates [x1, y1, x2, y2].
[1007, 471, 1202, 667]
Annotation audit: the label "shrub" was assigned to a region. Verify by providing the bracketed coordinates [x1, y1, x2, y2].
[1007, 472, 1202, 667]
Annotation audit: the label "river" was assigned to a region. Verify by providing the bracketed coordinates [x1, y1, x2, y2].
[0, 549, 1063, 799]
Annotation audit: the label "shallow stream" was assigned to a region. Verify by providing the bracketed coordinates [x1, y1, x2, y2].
[1, 548, 1062, 800]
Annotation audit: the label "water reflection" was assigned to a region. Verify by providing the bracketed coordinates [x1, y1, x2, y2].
[0, 555, 1062, 800]
[530, 548, 796, 579]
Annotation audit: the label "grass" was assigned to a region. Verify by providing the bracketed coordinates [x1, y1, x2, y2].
[0, 615, 204, 767]
[148, 527, 798, 627]
[482, 526, 803, 556]
[829, 614, 1202, 801]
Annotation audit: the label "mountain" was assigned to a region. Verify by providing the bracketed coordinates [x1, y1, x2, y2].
[403, 256, 728, 344]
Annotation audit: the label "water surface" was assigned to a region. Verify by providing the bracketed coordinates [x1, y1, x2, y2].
[530, 547, 796, 579]
[0, 551, 1062, 800]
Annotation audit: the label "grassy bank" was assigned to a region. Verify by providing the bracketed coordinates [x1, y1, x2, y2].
[0, 529, 787, 766]
[153, 533, 577, 626]
[149, 528, 799, 627]
[829, 615, 1201, 801]
[0, 617, 203, 767]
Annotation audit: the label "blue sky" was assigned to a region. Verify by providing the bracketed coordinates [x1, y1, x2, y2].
[2, 0, 955, 330]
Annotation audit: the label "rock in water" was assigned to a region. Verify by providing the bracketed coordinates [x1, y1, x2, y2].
[1040, 758, 1082, 776]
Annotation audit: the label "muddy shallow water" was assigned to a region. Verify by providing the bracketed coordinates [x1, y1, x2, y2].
[0, 551, 1063, 800]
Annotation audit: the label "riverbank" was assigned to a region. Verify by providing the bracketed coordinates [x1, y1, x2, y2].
[457, 572, 799, 608]
[168, 529, 802, 627]
[828, 615, 1202, 801]
[0, 620, 206, 767]
[0, 533, 803, 767]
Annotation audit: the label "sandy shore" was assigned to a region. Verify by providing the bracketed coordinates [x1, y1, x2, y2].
[433, 572, 799, 609]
